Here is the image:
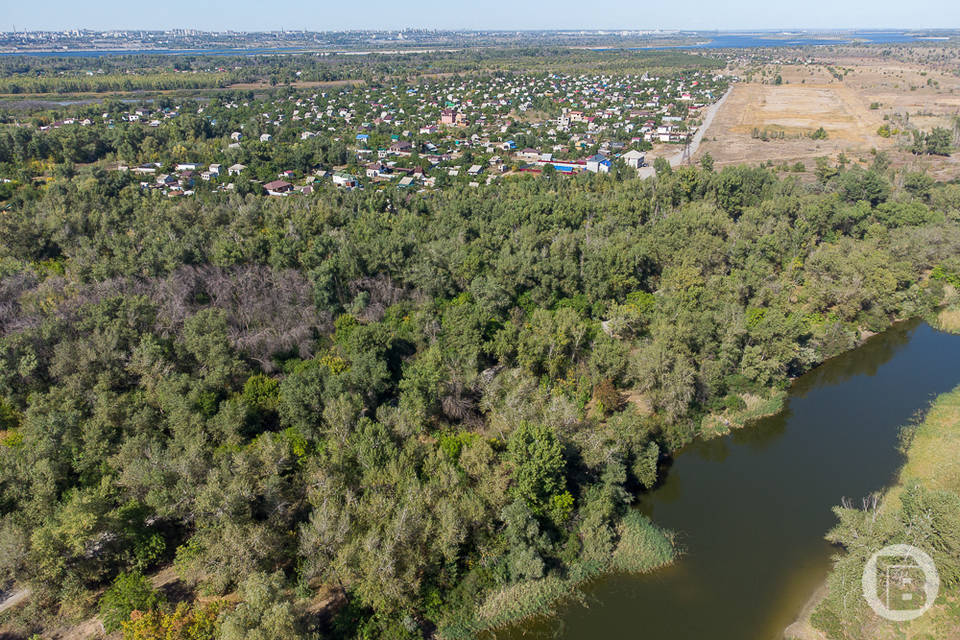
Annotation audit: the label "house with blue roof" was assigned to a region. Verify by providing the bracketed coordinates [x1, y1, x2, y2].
[586, 154, 611, 174]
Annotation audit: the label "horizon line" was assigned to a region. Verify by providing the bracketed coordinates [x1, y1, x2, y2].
[4, 27, 959, 34]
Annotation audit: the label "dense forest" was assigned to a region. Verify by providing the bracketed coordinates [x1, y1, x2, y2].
[0, 49, 722, 95]
[2, 146, 960, 638]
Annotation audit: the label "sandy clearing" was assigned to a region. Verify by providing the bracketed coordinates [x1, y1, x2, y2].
[696, 51, 960, 176]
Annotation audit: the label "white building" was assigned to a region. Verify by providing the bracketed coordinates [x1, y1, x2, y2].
[586, 154, 611, 174]
[622, 149, 646, 169]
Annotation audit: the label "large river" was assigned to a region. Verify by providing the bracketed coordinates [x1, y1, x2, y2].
[500, 319, 960, 639]
[0, 30, 930, 57]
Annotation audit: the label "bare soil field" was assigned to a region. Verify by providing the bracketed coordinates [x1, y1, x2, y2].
[698, 49, 960, 179]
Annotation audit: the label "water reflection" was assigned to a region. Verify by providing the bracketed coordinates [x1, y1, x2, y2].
[792, 319, 920, 397]
[729, 409, 789, 451]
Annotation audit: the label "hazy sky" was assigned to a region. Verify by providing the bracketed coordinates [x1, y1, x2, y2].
[6, 0, 960, 32]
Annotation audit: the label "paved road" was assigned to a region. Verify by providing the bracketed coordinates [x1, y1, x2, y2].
[637, 85, 734, 177]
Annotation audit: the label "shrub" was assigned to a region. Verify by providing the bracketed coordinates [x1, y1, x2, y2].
[723, 394, 747, 412]
[218, 571, 304, 640]
[122, 601, 228, 640]
[99, 571, 164, 633]
[593, 378, 623, 415]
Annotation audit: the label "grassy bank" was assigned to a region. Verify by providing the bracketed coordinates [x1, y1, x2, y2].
[443, 512, 677, 638]
[700, 389, 787, 439]
[929, 281, 960, 334]
[801, 386, 960, 640]
[887, 387, 960, 500]
[932, 306, 960, 334]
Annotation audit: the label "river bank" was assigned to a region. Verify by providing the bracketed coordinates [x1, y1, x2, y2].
[461, 512, 677, 638]
[471, 318, 935, 638]
[784, 306, 960, 639]
[499, 320, 960, 640]
[783, 582, 829, 640]
[796, 383, 960, 639]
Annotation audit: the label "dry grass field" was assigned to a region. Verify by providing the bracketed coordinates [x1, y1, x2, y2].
[697, 48, 960, 179]
[698, 83, 885, 165]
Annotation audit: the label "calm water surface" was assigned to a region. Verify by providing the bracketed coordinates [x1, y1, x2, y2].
[499, 320, 960, 640]
[694, 31, 921, 48]
[0, 30, 926, 57]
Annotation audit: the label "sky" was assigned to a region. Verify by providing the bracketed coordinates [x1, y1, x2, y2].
[5, 0, 960, 32]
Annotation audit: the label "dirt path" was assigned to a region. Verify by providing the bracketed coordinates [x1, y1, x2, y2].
[0, 587, 31, 614]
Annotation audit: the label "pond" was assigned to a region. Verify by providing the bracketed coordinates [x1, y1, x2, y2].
[500, 319, 960, 639]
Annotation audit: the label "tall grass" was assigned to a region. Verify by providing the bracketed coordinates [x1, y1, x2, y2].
[468, 576, 576, 634]
[611, 512, 677, 573]
[932, 306, 960, 335]
[446, 513, 678, 638]
[701, 389, 787, 438]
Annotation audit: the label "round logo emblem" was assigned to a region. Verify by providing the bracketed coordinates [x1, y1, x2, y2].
[862, 544, 940, 622]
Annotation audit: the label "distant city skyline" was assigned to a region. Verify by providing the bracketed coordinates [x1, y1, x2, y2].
[5, 0, 960, 33]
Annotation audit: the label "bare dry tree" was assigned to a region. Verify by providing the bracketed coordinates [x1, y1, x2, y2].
[347, 274, 412, 324]
[0, 264, 335, 372]
[187, 265, 329, 370]
[0, 272, 39, 336]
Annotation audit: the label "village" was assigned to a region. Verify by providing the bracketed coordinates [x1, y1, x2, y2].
[31, 69, 730, 196]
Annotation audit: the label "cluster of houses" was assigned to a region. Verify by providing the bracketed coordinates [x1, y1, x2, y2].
[118, 161, 250, 196]
[117, 159, 365, 197]
[307, 70, 726, 158]
[41, 69, 729, 195]
[41, 105, 182, 131]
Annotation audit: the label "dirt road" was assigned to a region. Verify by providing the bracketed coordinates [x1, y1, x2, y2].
[669, 85, 733, 167]
[638, 85, 733, 177]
